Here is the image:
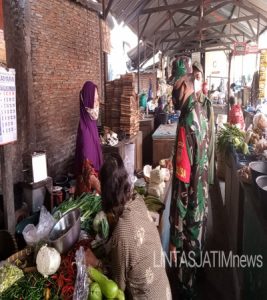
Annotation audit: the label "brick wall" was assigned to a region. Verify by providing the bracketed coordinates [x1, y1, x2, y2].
[135, 72, 157, 98]
[4, 0, 102, 182]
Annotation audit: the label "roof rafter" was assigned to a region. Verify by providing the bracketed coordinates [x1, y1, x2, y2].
[156, 14, 257, 36]
[141, 0, 225, 15]
[238, 0, 267, 24]
[247, 20, 255, 36]
[103, 0, 114, 19]
[168, 41, 232, 52]
[164, 33, 243, 43]
[168, 47, 231, 56]
[124, 0, 152, 24]
[204, 0, 232, 16]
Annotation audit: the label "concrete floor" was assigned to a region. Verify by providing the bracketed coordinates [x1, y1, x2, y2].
[165, 176, 236, 300]
[196, 178, 235, 300]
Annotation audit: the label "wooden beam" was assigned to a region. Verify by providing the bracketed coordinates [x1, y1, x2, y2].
[211, 27, 237, 43]
[103, 0, 114, 19]
[169, 41, 232, 52]
[247, 20, 255, 37]
[140, 13, 151, 38]
[167, 47, 231, 56]
[159, 6, 200, 50]
[204, 1, 232, 16]
[164, 33, 242, 43]
[155, 15, 192, 47]
[124, 0, 152, 24]
[0, 145, 15, 233]
[74, 0, 102, 13]
[141, 0, 200, 14]
[231, 24, 254, 39]
[177, 9, 199, 17]
[222, 4, 237, 33]
[156, 14, 257, 36]
[238, 0, 267, 25]
[141, 0, 227, 14]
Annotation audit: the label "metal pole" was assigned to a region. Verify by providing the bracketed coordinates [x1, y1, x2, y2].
[137, 15, 140, 94]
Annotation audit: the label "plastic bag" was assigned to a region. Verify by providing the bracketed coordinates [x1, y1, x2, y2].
[22, 206, 56, 246]
[73, 246, 89, 300]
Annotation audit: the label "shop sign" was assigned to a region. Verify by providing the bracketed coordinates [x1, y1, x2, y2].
[233, 42, 247, 55]
[259, 50, 267, 99]
[246, 44, 259, 54]
[0, 67, 17, 145]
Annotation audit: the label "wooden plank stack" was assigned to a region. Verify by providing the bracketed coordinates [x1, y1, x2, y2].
[105, 73, 139, 137]
[120, 73, 139, 137]
[105, 82, 114, 128]
[112, 79, 122, 132]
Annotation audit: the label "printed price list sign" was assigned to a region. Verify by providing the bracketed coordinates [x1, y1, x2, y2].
[0, 68, 17, 145]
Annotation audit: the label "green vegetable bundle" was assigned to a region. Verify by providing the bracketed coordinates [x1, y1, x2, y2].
[0, 264, 24, 294]
[217, 123, 249, 155]
[144, 195, 165, 212]
[93, 211, 109, 240]
[1, 271, 59, 300]
[53, 193, 102, 234]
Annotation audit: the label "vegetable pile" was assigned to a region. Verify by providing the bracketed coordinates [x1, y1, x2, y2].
[0, 264, 24, 294]
[217, 124, 249, 155]
[88, 267, 125, 300]
[93, 211, 109, 240]
[53, 193, 102, 234]
[144, 195, 165, 212]
[1, 271, 58, 300]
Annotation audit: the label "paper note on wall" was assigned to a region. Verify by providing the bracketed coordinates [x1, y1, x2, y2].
[0, 67, 17, 145]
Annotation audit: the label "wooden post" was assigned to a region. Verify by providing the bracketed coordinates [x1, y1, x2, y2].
[153, 34, 155, 75]
[227, 51, 232, 114]
[0, 144, 15, 233]
[137, 15, 140, 94]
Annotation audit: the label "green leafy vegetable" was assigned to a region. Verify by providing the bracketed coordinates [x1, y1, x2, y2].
[53, 193, 102, 234]
[216, 123, 249, 155]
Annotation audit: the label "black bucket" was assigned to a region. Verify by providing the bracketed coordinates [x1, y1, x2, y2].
[159, 113, 168, 125]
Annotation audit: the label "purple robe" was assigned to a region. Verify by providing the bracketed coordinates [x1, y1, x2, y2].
[75, 81, 103, 173]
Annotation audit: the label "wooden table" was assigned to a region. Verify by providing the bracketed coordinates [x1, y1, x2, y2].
[152, 123, 177, 166]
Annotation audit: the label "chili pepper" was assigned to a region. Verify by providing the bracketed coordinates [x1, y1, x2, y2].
[44, 287, 51, 300]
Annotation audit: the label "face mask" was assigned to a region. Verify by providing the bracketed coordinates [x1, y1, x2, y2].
[194, 79, 202, 93]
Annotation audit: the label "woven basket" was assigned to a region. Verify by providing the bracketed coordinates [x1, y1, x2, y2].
[0, 230, 18, 261]
[7, 246, 35, 271]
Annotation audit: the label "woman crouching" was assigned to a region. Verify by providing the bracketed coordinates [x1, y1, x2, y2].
[86, 153, 172, 300]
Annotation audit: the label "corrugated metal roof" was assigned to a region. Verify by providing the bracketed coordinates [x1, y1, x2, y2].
[104, 0, 267, 65]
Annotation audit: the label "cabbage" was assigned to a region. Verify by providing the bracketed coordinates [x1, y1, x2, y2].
[36, 245, 61, 277]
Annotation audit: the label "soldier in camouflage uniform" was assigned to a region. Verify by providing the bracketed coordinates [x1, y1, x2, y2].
[169, 62, 214, 299]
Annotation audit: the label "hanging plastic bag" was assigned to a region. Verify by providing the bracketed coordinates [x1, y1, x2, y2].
[73, 246, 89, 300]
[22, 206, 56, 246]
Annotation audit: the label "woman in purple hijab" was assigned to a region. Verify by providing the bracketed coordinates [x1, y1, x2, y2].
[75, 81, 103, 177]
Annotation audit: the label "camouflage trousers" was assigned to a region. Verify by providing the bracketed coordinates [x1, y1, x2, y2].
[170, 180, 209, 299]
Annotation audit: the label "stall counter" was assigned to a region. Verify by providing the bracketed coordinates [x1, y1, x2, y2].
[152, 123, 177, 166]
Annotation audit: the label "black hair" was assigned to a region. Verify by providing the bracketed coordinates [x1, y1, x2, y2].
[172, 86, 182, 111]
[99, 153, 131, 218]
[229, 96, 236, 106]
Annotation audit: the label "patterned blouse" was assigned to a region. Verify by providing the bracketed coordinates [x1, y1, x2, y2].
[108, 194, 172, 300]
